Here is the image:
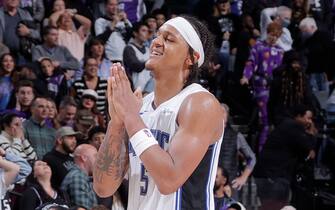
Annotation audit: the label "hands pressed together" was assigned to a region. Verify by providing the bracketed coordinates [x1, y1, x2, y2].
[107, 63, 142, 126]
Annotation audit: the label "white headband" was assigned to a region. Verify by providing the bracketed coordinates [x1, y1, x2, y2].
[164, 17, 205, 67]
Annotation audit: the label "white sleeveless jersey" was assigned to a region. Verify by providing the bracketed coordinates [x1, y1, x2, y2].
[127, 83, 223, 210]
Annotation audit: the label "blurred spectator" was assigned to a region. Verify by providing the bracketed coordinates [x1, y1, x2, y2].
[260, 6, 293, 51]
[234, 14, 259, 81]
[20, 160, 70, 210]
[38, 57, 68, 106]
[1, 147, 32, 207]
[269, 50, 319, 125]
[71, 57, 107, 116]
[254, 105, 316, 210]
[44, 0, 66, 27]
[8, 80, 35, 119]
[123, 22, 153, 93]
[56, 10, 91, 61]
[54, 97, 77, 129]
[43, 126, 79, 190]
[211, 0, 241, 55]
[87, 126, 105, 150]
[32, 26, 80, 72]
[241, 22, 284, 152]
[95, 0, 132, 62]
[75, 38, 112, 80]
[19, 0, 45, 25]
[0, 53, 16, 111]
[142, 14, 157, 47]
[298, 17, 333, 94]
[0, 112, 37, 162]
[23, 97, 56, 159]
[214, 166, 234, 209]
[308, 0, 334, 32]
[75, 89, 105, 130]
[0, 147, 20, 209]
[0, 0, 41, 62]
[45, 98, 58, 128]
[61, 144, 98, 209]
[288, 0, 309, 48]
[0, 42, 9, 57]
[118, 0, 147, 23]
[152, 9, 166, 28]
[219, 104, 256, 197]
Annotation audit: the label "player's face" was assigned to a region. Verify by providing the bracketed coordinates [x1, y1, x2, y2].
[146, 24, 190, 78]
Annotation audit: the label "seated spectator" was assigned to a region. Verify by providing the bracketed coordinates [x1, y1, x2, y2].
[23, 97, 56, 159]
[0, 42, 9, 57]
[0, 0, 41, 62]
[32, 26, 80, 73]
[123, 22, 153, 93]
[142, 14, 157, 47]
[43, 126, 79, 190]
[54, 97, 77, 129]
[95, 0, 132, 62]
[7, 80, 35, 119]
[214, 167, 233, 209]
[0, 147, 20, 203]
[0, 112, 37, 162]
[254, 105, 317, 210]
[20, 160, 70, 210]
[87, 126, 105, 150]
[75, 89, 105, 137]
[0, 53, 16, 111]
[260, 6, 293, 51]
[152, 9, 166, 28]
[45, 98, 58, 128]
[61, 144, 98, 209]
[56, 10, 91, 61]
[71, 57, 107, 116]
[75, 38, 112, 80]
[38, 57, 68, 106]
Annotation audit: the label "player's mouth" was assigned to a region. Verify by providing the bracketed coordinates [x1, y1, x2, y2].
[150, 49, 163, 57]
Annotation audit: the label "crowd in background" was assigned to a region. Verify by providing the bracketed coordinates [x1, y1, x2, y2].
[0, 0, 335, 210]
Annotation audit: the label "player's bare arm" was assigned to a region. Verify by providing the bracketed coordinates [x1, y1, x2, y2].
[93, 64, 129, 197]
[111, 66, 224, 194]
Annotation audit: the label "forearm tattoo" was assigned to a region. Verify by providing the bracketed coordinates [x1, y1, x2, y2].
[94, 126, 129, 183]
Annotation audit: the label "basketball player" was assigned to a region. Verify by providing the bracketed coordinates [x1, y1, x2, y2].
[93, 16, 225, 210]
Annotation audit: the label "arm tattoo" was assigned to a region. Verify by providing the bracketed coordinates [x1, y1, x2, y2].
[94, 124, 129, 184]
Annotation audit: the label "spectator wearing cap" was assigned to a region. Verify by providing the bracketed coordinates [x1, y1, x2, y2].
[38, 57, 68, 106]
[23, 97, 56, 159]
[87, 126, 105, 150]
[71, 57, 107, 116]
[43, 126, 79, 190]
[61, 144, 98, 209]
[54, 96, 77, 129]
[74, 89, 105, 140]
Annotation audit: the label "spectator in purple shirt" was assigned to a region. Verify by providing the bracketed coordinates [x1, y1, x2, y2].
[240, 22, 284, 152]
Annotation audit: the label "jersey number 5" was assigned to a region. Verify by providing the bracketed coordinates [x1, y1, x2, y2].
[140, 164, 148, 195]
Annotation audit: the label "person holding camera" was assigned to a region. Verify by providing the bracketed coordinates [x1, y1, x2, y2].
[0, 0, 41, 63]
[94, 0, 132, 63]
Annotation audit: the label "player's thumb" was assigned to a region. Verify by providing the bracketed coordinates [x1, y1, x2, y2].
[134, 87, 143, 100]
